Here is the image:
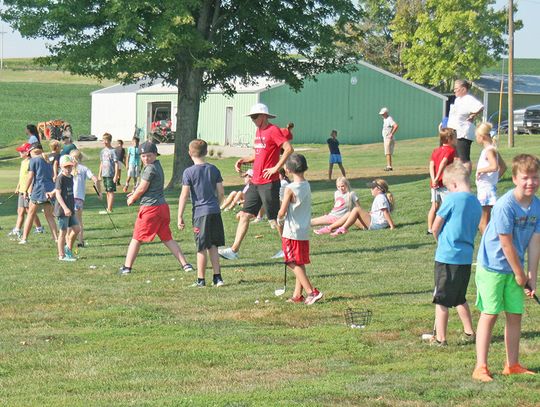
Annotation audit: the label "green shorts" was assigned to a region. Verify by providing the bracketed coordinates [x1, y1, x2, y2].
[103, 177, 116, 192]
[475, 264, 524, 315]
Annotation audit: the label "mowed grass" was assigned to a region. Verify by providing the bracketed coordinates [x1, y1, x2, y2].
[1, 136, 540, 406]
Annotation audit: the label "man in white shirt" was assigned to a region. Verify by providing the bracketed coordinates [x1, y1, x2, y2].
[379, 107, 398, 171]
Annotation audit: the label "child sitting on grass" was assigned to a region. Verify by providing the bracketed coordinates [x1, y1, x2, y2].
[427, 128, 456, 234]
[428, 163, 481, 346]
[221, 169, 253, 211]
[311, 177, 359, 228]
[315, 178, 395, 235]
[54, 155, 81, 261]
[277, 153, 323, 304]
[475, 122, 507, 234]
[472, 154, 540, 382]
[178, 139, 225, 287]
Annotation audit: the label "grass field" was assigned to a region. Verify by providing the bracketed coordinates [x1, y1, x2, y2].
[1, 136, 540, 406]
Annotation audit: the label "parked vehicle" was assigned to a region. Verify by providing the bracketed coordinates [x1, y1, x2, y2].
[524, 104, 540, 134]
[488, 109, 527, 136]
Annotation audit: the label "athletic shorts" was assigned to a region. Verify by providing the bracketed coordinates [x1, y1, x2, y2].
[117, 161, 125, 170]
[57, 214, 79, 230]
[102, 177, 116, 192]
[431, 187, 448, 204]
[193, 213, 225, 252]
[329, 154, 342, 164]
[456, 138, 473, 162]
[18, 193, 30, 208]
[133, 204, 173, 242]
[74, 198, 84, 211]
[242, 181, 280, 220]
[475, 264, 524, 315]
[432, 261, 471, 307]
[282, 238, 310, 266]
[128, 164, 140, 178]
[383, 138, 395, 155]
[477, 184, 497, 206]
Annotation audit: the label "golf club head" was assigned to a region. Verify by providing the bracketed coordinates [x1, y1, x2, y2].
[274, 288, 286, 297]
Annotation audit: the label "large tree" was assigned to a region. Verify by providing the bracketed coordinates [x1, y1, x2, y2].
[2, 0, 359, 187]
[392, 0, 517, 90]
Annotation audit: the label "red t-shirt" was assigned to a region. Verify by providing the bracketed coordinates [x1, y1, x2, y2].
[430, 145, 456, 188]
[252, 124, 289, 185]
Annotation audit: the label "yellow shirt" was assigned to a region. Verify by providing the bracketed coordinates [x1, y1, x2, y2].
[19, 158, 30, 192]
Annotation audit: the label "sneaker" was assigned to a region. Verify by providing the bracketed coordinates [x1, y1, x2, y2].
[330, 227, 347, 236]
[502, 363, 535, 375]
[426, 230, 433, 235]
[182, 263, 194, 272]
[18, 239, 27, 245]
[314, 226, 332, 235]
[77, 241, 85, 248]
[99, 210, 112, 215]
[459, 332, 476, 345]
[64, 245, 73, 258]
[59, 254, 77, 262]
[384, 166, 393, 172]
[429, 337, 448, 347]
[218, 247, 239, 260]
[8, 228, 20, 237]
[286, 295, 305, 303]
[304, 288, 323, 305]
[191, 280, 206, 287]
[34, 226, 45, 234]
[251, 217, 263, 223]
[271, 249, 284, 259]
[119, 266, 132, 275]
[213, 278, 224, 287]
[472, 365, 493, 382]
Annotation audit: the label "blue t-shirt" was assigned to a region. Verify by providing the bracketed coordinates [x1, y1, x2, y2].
[478, 189, 540, 274]
[28, 135, 39, 144]
[128, 146, 140, 167]
[29, 155, 55, 202]
[435, 192, 482, 265]
[182, 163, 223, 218]
[327, 138, 340, 155]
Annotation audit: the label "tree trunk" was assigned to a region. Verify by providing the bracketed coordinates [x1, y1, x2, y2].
[167, 68, 203, 189]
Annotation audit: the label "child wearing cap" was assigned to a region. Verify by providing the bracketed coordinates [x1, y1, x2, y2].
[277, 153, 323, 304]
[60, 135, 77, 157]
[9, 143, 44, 239]
[315, 178, 395, 235]
[54, 155, 81, 261]
[98, 133, 119, 213]
[178, 139, 225, 287]
[220, 169, 253, 211]
[119, 141, 193, 275]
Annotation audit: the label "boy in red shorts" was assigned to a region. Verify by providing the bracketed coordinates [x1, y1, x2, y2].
[119, 141, 193, 275]
[277, 153, 323, 304]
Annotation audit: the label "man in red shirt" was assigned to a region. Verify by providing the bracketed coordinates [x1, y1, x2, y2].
[219, 103, 294, 260]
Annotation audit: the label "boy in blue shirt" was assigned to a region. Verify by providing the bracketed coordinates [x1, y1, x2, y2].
[327, 130, 346, 180]
[178, 139, 225, 287]
[472, 154, 540, 382]
[430, 163, 481, 346]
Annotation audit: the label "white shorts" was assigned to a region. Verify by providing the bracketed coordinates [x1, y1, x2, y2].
[128, 164, 140, 178]
[431, 187, 448, 204]
[477, 184, 497, 206]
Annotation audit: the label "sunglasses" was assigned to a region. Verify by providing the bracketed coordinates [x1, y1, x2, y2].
[250, 114, 260, 120]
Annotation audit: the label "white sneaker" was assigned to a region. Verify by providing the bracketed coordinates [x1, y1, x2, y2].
[218, 247, 239, 260]
[18, 239, 28, 245]
[271, 249, 284, 259]
[99, 210, 108, 215]
[34, 226, 45, 234]
[8, 228, 20, 236]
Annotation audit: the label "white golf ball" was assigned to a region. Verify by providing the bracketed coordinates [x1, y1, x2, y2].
[254, 300, 259, 304]
[146, 280, 151, 284]
[265, 300, 270, 304]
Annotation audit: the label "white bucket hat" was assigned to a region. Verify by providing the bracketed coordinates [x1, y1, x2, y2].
[246, 103, 276, 118]
[379, 107, 389, 115]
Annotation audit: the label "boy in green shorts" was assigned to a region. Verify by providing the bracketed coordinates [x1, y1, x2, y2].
[472, 154, 540, 382]
[98, 133, 119, 213]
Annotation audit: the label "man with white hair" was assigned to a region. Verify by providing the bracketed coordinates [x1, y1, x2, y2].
[379, 107, 398, 171]
[219, 103, 294, 260]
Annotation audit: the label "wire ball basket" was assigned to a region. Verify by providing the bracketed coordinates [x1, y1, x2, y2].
[344, 308, 372, 329]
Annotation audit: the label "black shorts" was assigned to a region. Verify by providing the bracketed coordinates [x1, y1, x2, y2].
[456, 139, 473, 162]
[242, 181, 280, 220]
[193, 213, 225, 252]
[432, 261, 471, 307]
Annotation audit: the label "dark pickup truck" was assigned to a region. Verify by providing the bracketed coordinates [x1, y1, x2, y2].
[524, 104, 540, 134]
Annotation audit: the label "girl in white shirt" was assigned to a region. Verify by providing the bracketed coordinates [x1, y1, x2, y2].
[312, 177, 359, 228]
[475, 122, 506, 234]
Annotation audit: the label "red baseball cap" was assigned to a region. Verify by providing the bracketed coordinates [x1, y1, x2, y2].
[16, 143, 32, 153]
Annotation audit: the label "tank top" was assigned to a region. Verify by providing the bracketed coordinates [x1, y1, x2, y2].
[282, 181, 311, 241]
[476, 146, 499, 189]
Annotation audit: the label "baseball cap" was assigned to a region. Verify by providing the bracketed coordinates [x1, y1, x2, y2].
[246, 103, 276, 118]
[243, 169, 254, 177]
[379, 107, 389, 115]
[367, 180, 387, 193]
[28, 142, 43, 151]
[59, 155, 75, 167]
[16, 143, 32, 153]
[140, 141, 159, 155]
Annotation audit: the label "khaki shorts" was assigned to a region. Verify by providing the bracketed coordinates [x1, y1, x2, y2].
[384, 138, 395, 155]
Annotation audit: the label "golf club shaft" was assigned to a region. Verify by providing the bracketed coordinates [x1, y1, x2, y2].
[93, 185, 118, 232]
[0, 193, 16, 205]
[525, 283, 540, 305]
[284, 263, 287, 289]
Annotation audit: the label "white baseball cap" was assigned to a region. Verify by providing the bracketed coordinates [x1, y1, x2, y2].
[379, 107, 389, 115]
[246, 103, 276, 118]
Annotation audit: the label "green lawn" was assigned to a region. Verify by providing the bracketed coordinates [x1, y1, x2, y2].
[1, 136, 540, 406]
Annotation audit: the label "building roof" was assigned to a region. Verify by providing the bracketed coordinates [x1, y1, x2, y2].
[473, 74, 540, 94]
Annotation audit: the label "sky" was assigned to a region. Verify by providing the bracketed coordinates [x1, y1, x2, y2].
[1, 0, 540, 59]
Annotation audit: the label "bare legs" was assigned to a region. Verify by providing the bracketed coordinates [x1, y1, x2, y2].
[230, 211, 283, 253]
[386, 154, 393, 169]
[479, 206, 492, 235]
[328, 163, 346, 180]
[196, 246, 221, 279]
[435, 302, 474, 342]
[106, 191, 114, 212]
[21, 202, 58, 242]
[289, 262, 314, 298]
[57, 224, 81, 257]
[427, 201, 441, 233]
[326, 206, 371, 231]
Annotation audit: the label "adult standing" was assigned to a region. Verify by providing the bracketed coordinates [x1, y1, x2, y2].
[379, 107, 398, 171]
[219, 103, 294, 260]
[25, 124, 40, 144]
[447, 79, 483, 173]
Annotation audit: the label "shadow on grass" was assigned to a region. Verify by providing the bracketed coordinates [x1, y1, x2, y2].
[311, 242, 433, 256]
[491, 330, 540, 343]
[358, 289, 433, 299]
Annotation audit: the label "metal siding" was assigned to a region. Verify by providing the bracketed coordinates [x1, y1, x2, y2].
[260, 65, 443, 144]
[91, 93, 136, 140]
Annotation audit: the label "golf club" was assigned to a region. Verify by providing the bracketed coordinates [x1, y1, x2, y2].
[93, 185, 118, 232]
[274, 263, 287, 296]
[525, 283, 540, 305]
[0, 193, 16, 205]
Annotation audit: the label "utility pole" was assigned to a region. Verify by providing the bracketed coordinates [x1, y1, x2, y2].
[508, 0, 514, 147]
